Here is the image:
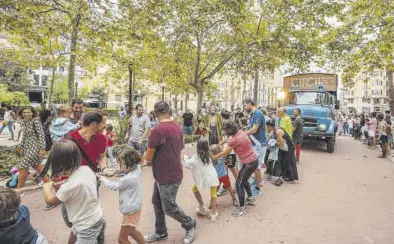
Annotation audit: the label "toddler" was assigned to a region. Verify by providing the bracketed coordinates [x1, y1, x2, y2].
[209, 144, 238, 207]
[51, 105, 78, 141]
[105, 124, 116, 167]
[184, 138, 220, 222]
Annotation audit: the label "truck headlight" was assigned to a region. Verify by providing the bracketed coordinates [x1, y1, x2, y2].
[318, 124, 327, 131]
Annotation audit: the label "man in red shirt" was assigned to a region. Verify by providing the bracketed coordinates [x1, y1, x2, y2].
[144, 101, 196, 244]
[64, 111, 108, 244]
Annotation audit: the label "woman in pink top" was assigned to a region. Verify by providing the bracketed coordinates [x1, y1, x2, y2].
[212, 120, 258, 217]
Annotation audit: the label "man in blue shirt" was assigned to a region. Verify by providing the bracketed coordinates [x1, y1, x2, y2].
[244, 98, 267, 196]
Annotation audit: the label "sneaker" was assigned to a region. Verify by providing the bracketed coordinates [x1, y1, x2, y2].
[144, 233, 168, 243]
[183, 221, 197, 244]
[245, 196, 256, 205]
[232, 198, 239, 207]
[251, 187, 261, 197]
[232, 206, 247, 217]
[45, 204, 56, 211]
[210, 212, 218, 222]
[259, 179, 264, 186]
[196, 207, 208, 216]
[216, 187, 228, 197]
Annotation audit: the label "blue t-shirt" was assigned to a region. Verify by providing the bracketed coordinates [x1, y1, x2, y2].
[214, 158, 227, 178]
[249, 109, 267, 145]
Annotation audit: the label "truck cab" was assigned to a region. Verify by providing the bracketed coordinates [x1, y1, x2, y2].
[283, 73, 339, 153]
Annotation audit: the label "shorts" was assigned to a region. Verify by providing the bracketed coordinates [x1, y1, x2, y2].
[128, 141, 147, 155]
[183, 126, 193, 135]
[368, 130, 375, 137]
[192, 185, 217, 198]
[253, 145, 267, 169]
[226, 154, 236, 168]
[122, 210, 141, 227]
[218, 175, 231, 189]
[380, 135, 388, 143]
[72, 218, 106, 244]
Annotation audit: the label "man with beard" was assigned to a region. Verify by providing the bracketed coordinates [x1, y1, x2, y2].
[204, 104, 222, 145]
[69, 98, 85, 125]
[244, 99, 266, 196]
[128, 104, 151, 155]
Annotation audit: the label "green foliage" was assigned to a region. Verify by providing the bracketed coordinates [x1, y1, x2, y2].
[0, 145, 19, 175]
[88, 86, 108, 102]
[0, 84, 29, 106]
[51, 75, 68, 104]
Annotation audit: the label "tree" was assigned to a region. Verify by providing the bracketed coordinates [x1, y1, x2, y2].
[324, 1, 394, 112]
[0, 84, 29, 105]
[88, 86, 108, 102]
[50, 75, 68, 104]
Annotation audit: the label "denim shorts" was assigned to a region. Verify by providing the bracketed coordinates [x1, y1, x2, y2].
[253, 144, 267, 169]
[72, 218, 106, 244]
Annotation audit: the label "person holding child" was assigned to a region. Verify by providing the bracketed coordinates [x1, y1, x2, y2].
[183, 138, 220, 222]
[0, 187, 48, 244]
[98, 147, 145, 244]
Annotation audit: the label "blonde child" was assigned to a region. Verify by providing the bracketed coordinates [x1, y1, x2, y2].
[209, 144, 238, 206]
[51, 105, 78, 141]
[184, 138, 220, 222]
[43, 140, 105, 243]
[97, 147, 145, 244]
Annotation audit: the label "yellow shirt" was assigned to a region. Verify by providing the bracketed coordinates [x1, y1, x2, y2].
[280, 115, 293, 138]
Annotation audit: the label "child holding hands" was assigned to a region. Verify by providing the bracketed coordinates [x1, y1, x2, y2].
[97, 147, 145, 244]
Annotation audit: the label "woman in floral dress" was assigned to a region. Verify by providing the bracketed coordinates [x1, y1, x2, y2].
[16, 107, 49, 188]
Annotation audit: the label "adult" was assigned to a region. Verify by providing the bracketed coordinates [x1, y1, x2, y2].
[16, 106, 48, 189]
[234, 107, 244, 121]
[128, 104, 151, 155]
[292, 108, 304, 163]
[212, 120, 258, 217]
[39, 110, 53, 152]
[377, 113, 388, 158]
[204, 104, 222, 145]
[278, 107, 292, 138]
[347, 117, 354, 136]
[69, 98, 85, 125]
[119, 106, 127, 119]
[144, 101, 196, 244]
[244, 98, 266, 196]
[182, 108, 194, 135]
[149, 111, 158, 129]
[195, 110, 205, 136]
[270, 121, 298, 182]
[0, 105, 16, 141]
[262, 108, 271, 123]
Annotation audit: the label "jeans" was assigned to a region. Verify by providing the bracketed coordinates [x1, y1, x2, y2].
[236, 160, 258, 207]
[183, 126, 193, 135]
[152, 181, 195, 235]
[73, 218, 106, 244]
[106, 147, 115, 166]
[0, 120, 14, 140]
[128, 141, 147, 155]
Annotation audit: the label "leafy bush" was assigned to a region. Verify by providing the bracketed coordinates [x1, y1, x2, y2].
[85, 108, 119, 118]
[0, 145, 19, 175]
[184, 135, 200, 144]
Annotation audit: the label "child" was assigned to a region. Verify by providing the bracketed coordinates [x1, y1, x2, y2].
[43, 140, 106, 243]
[264, 129, 283, 186]
[97, 147, 145, 244]
[209, 144, 238, 207]
[105, 124, 116, 167]
[0, 186, 48, 244]
[51, 105, 78, 141]
[184, 138, 220, 222]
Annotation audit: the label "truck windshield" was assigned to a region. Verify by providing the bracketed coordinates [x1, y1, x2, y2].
[287, 92, 330, 105]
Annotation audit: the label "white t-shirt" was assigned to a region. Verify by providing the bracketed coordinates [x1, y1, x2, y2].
[56, 166, 103, 232]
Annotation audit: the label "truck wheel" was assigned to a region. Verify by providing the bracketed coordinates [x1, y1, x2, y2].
[327, 137, 335, 153]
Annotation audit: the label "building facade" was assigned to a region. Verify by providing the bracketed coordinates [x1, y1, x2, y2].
[342, 70, 389, 114]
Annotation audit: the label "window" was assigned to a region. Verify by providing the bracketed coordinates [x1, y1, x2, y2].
[41, 76, 48, 86]
[374, 107, 380, 112]
[59, 66, 65, 72]
[373, 98, 380, 104]
[348, 99, 354, 104]
[33, 75, 39, 85]
[115, 95, 122, 102]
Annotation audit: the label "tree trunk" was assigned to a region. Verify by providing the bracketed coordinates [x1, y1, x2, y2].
[68, 14, 81, 103]
[128, 65, 133, 115]
[197, 89, 203, 112]
[387, 69, 394, 114]
[174, 95, 178, 113]
[47, 67, 56, 106]
[185, 93, 189, 109]
[253, 67, 259, 103]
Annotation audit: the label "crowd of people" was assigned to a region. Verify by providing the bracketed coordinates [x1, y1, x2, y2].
[337, 110, 394, 158]
[0, 98, 304, 244]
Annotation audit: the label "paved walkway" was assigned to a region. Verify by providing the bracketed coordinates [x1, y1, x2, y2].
[12, 136, 394, 243]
